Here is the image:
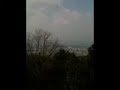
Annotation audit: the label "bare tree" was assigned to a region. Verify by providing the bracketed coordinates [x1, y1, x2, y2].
[26, 29, 62, 57]
[33, 29, 43, 54]
[26, 32, 34, 55]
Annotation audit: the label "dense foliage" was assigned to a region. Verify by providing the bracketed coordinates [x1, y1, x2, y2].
[27, 45, 94, 90]
[27, 29, 94, 90]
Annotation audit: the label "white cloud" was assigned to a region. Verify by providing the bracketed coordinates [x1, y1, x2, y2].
[27, 0, 63, 7]
[26, 0, 94, 45]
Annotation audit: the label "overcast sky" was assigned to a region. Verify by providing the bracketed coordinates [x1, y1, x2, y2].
[27, 0, 94, 46]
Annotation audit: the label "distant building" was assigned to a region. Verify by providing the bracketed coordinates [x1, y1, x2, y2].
[64, 47, 88, 56]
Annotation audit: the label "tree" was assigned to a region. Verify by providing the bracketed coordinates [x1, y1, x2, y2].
[26, 29, 62, 57]
[88, 44, 94, 90]
[88, 44, 94, 58]
[26, 29, 62, 89]
[26, 32, 34, 55]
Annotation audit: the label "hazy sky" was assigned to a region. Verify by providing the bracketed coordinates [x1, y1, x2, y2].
[27, 0, 94, 46]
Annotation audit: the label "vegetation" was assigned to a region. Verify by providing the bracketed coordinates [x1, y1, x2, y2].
[26, 29, 94, 90]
